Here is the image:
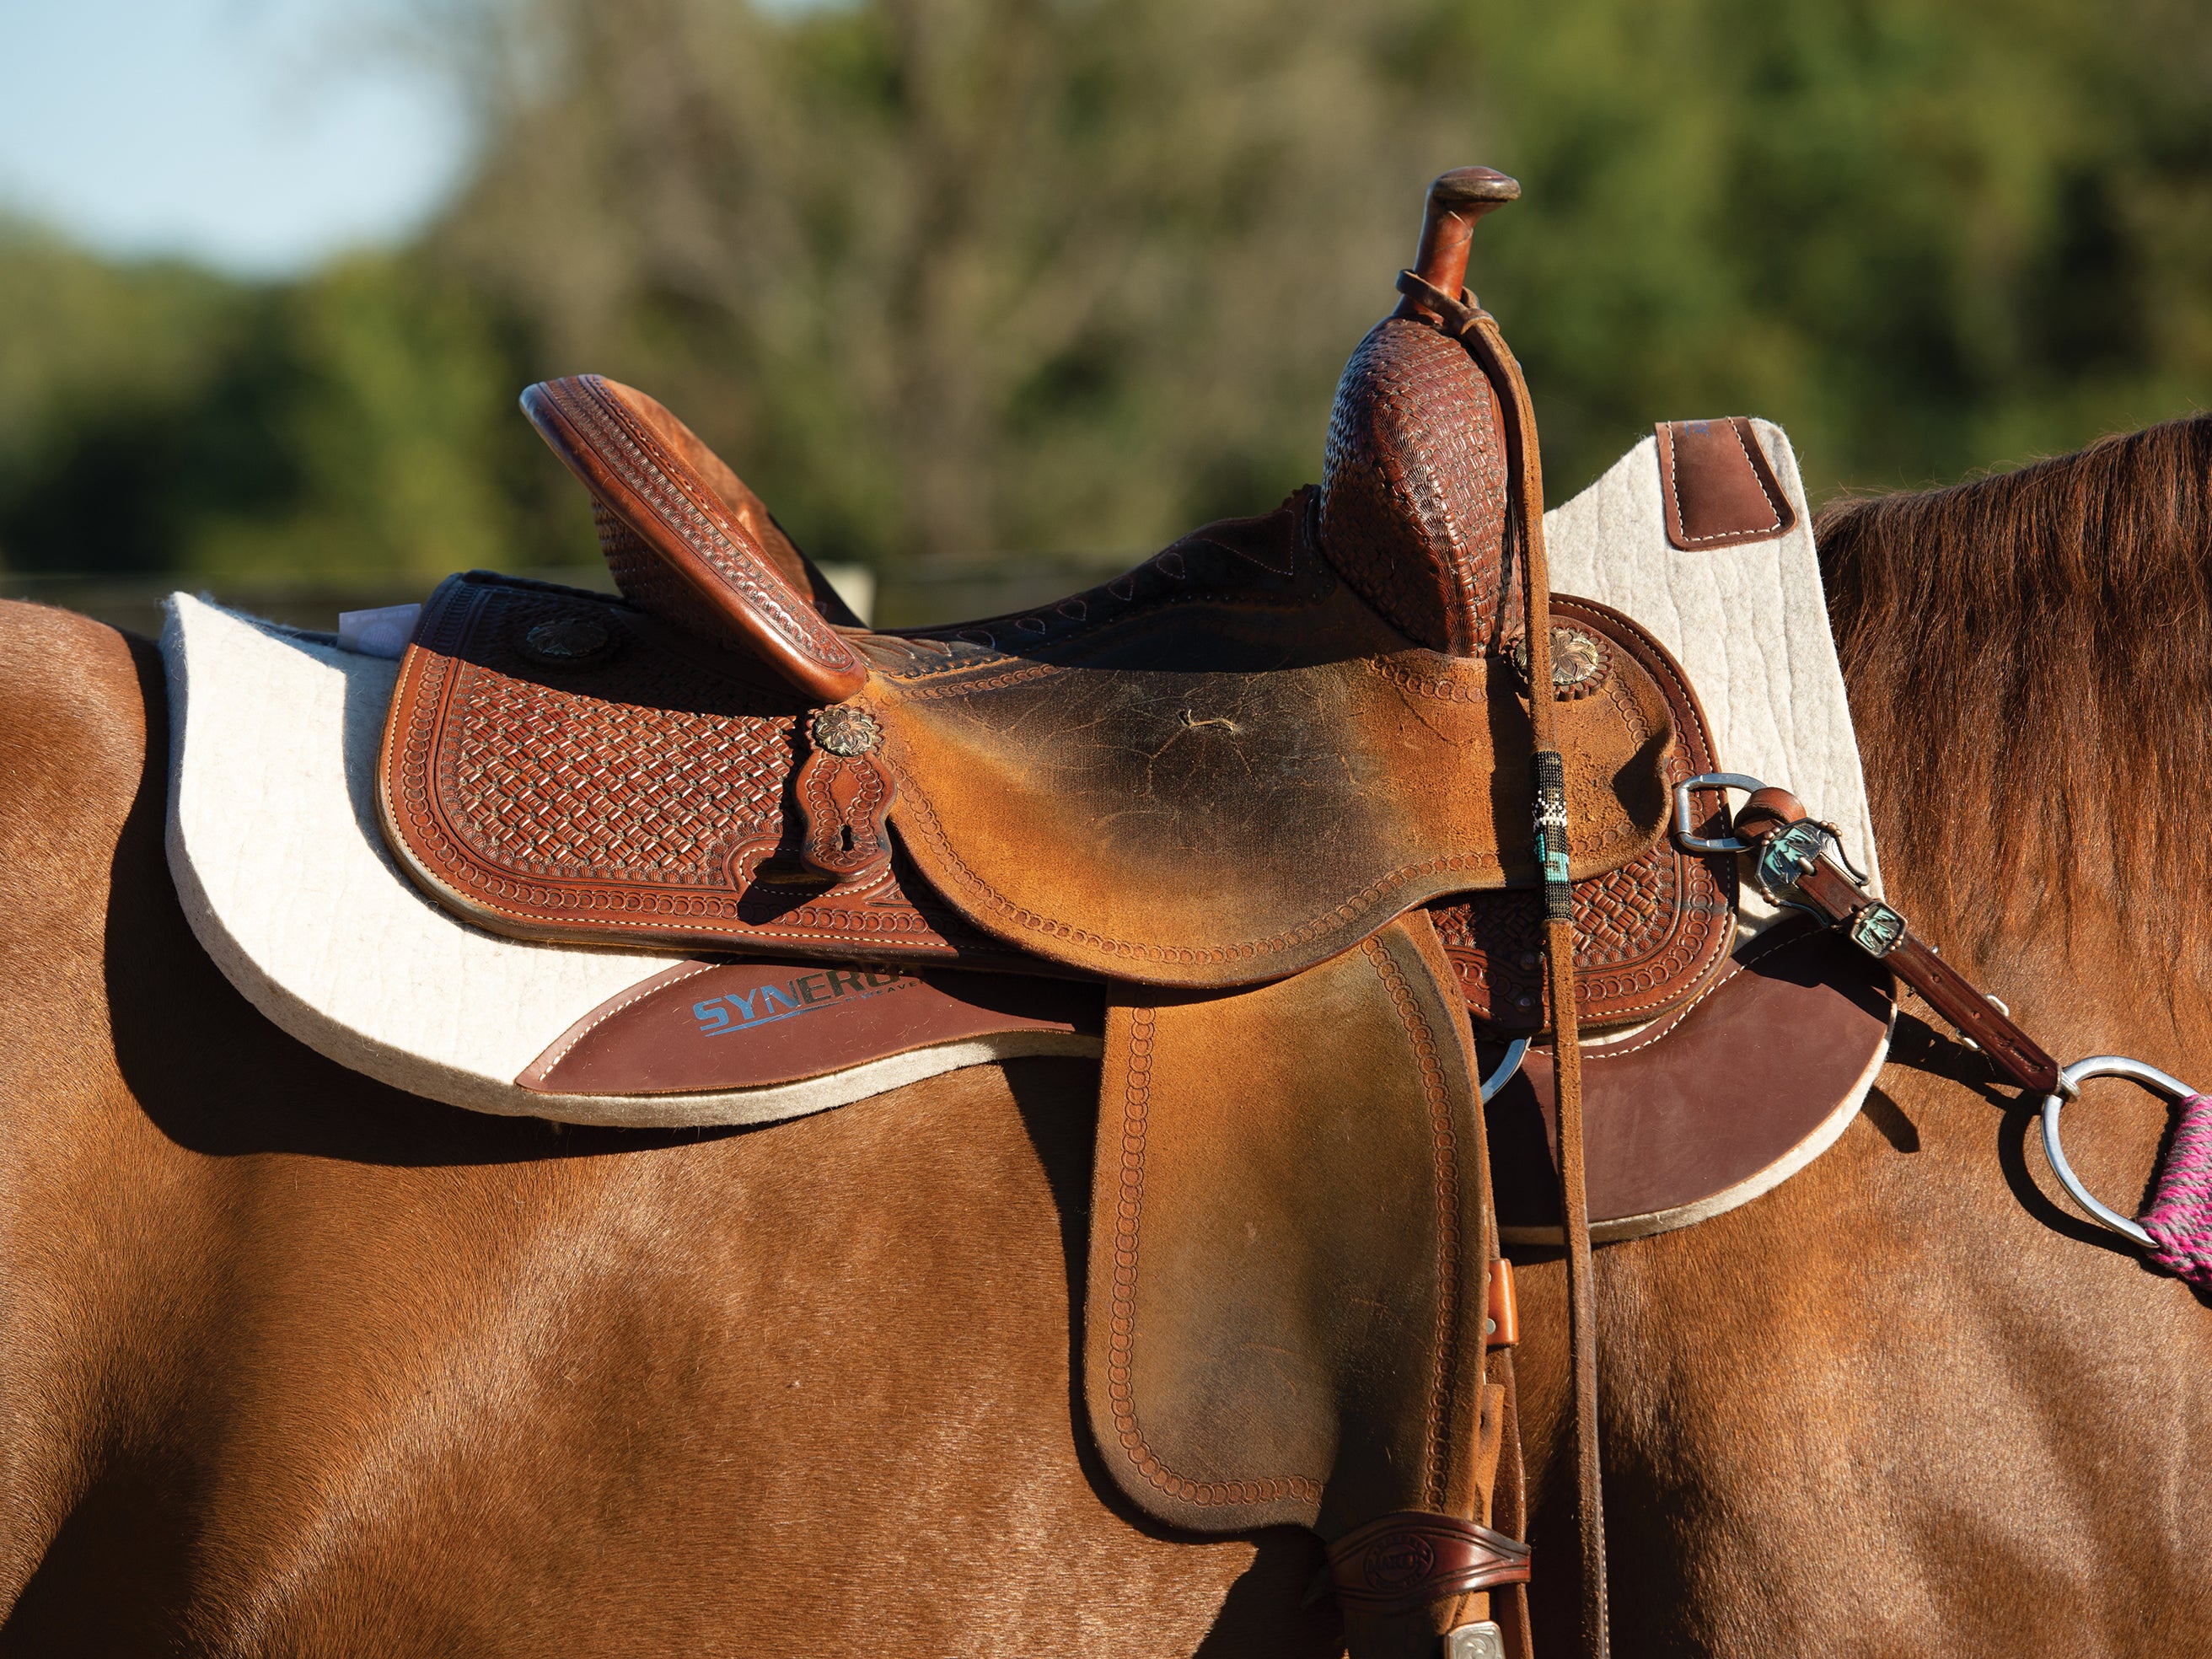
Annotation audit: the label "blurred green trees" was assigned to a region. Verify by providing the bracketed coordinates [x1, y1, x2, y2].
[5, 0, 2211, 598]
[0, 225, 566, 581]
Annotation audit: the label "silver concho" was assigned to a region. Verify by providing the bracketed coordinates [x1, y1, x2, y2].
[518, 614, 617, 667]
[1509, 625, 1608, 700]
[810, 705, 883, 758]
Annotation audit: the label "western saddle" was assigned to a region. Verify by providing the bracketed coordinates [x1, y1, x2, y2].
[378, 169, 1734, 1657]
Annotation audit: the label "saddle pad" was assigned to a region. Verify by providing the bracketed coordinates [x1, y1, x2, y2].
[1545, 418, 1881, 921]
[160, 595, 1096, 1127]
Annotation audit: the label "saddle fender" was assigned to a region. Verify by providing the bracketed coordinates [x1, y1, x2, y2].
[1087, 911, 1520, 1654]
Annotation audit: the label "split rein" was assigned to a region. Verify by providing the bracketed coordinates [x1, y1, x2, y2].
[1679, 775, 2212, 1291]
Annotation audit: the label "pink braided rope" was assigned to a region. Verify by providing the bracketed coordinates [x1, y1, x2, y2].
[2140, 1093, 2212, 1290]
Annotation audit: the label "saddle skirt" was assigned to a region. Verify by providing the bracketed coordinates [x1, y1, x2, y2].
[379, 490, 1678, 991]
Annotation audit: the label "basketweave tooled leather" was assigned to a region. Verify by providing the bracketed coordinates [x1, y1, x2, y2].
[379, 572, 1035, 970]
[1319, 314, 1519, 656]
[379, 492, 1678, 989]
[1432, 593, 1737, 1034]
[590, 502, 761, 649]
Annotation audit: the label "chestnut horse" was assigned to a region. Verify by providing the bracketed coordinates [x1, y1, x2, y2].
[6, 417, 2212, 1656]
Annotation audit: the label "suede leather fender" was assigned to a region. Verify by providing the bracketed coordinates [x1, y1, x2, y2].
[1084, 911, 1494, 1537]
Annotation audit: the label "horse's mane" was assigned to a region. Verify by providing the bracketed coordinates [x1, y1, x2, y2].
[1816, 414, 2212, 977]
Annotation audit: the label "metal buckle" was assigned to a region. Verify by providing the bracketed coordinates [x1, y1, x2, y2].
[1672, 772, 1767, 852]
[1753, 818, 1837, 903]
[1847, 901, 1907, 958]
[1672, 772, 1869, 918]
[1446, 1624, 1507, 1659]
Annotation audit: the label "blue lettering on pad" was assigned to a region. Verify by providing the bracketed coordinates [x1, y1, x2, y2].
[693, 969, 911, 1038]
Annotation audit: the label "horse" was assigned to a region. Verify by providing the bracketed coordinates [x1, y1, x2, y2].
[4, 413, 2211, 1656]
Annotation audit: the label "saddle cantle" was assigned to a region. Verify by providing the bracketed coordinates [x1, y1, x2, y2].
[373, 167, 1754, 1654]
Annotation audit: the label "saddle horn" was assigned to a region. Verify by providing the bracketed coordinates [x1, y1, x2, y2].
[1407, 166, 1521, 303]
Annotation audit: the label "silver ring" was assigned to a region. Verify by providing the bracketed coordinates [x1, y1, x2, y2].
[2039, 1056, 2200, 1247]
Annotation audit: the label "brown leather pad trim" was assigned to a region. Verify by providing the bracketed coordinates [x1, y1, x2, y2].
[518, 959, 1102, 1095]
[1487, 921, 1893, 1242]
[1655, 417, 1797, 550]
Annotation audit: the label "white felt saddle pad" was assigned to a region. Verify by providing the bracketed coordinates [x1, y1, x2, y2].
[1548, 419, 1882, 922]
[162, 598, 1102, 1129]
[162, 418, 1876, 1130]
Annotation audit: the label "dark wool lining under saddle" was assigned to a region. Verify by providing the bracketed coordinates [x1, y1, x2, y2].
[375, 169, 1887, 1656]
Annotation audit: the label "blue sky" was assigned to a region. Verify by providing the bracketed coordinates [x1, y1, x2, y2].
[0, 0, 471, 275]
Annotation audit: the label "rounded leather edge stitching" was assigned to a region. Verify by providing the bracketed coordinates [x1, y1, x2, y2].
[1365, 934, 1463, 1514]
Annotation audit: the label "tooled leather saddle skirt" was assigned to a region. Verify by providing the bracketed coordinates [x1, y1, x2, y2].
[381, 489, 1720, 1013]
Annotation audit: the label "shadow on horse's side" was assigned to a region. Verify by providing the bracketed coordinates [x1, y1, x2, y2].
[6, 417, 2212, 1656]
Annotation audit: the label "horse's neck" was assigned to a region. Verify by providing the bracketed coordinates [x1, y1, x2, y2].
[1858, 725, 2212, 1088]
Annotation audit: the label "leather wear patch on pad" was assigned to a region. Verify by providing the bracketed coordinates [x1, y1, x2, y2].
[1485, 921, 1892, 1242]
[519, 960, 1103, 1095]
[1655, 416, 1797, 550]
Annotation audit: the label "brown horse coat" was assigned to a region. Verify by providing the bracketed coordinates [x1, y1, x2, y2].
[8, 418, 2212, 1656]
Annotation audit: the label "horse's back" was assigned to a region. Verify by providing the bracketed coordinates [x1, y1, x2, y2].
[0, 601, 186, 1643]
[0, 599, 1323, 1656]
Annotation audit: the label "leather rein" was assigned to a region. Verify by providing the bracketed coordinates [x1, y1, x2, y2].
[1387, 257, 1608, 1659]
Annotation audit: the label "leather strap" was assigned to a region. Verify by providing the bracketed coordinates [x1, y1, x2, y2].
[1465, 310, 1607, 1659]
[1397, 268, 1485, 338]
[1409, 259, 1609, 1656]
[1326, 1511, 1533, 1617]
[1733, 787, 2058, 1093]
[1488, 1348, 1536, 1659]
[792, 709, 898, 884]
